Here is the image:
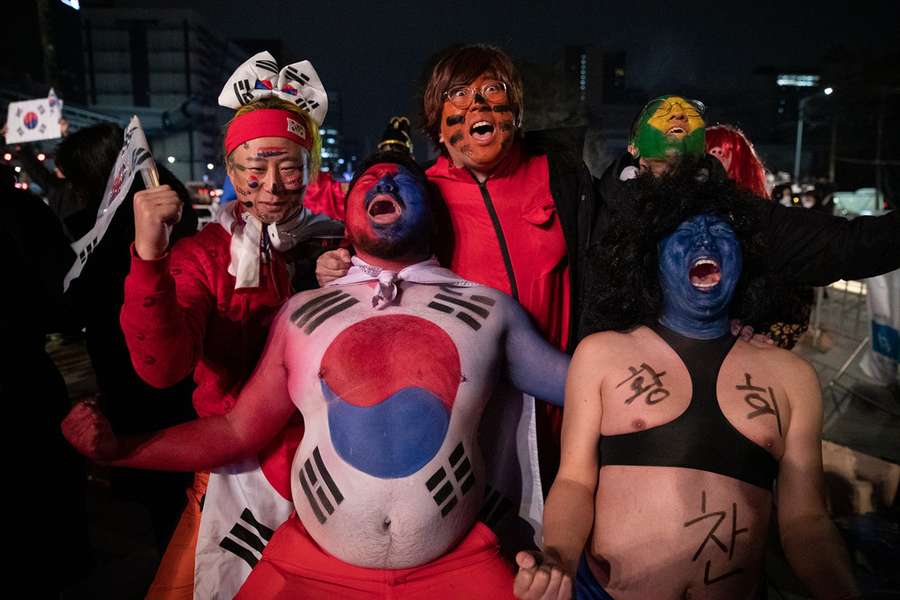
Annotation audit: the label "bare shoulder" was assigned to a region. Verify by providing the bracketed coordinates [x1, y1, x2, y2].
[741, 341, 817, 379]
[455, 284, 513, 306]
[452, 285, 528, 322]
[576, 327, 644, 359]
[737, 341, 821, 410]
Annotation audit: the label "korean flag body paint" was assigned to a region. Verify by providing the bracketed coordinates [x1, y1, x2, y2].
[283, 282, 513, 570]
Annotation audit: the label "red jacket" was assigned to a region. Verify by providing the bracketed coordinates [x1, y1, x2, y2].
[427, 144, 571, 350]
[303, 172, 346, 222]
[120, 223, 291, 418]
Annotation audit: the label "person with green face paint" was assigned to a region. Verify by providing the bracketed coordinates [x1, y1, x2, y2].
[629, 95, 707, 164]
[583, 95, 899, 345]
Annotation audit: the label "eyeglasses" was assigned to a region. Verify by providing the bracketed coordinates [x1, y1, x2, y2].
[443, 81, 508, 109]
[647, 97, 706, 118]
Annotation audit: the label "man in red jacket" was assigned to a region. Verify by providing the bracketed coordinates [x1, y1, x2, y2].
[121, 52, 342, 599]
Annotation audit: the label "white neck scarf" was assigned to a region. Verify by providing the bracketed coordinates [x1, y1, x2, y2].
[217, 201, 344, 289]
[327, 256, 477, 309]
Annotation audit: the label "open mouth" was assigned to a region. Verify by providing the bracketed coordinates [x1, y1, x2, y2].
[689, 257, 721, 289]
[666, 126, 687, 136]
[367, 193, 403, 225]
[470, 120, 496, 143]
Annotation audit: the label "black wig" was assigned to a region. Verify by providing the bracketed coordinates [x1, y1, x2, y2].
[581, 157, 771, 335]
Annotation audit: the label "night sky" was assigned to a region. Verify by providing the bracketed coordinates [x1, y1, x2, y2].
[114, 0, 898, 155]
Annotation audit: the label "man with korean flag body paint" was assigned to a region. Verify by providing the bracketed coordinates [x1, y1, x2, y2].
[117, 52, 343, 599]
[65, 147, 570, 599]
[514, 163, 858, 600]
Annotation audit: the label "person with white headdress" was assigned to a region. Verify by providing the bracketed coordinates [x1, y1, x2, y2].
[117, 52, 343, 599]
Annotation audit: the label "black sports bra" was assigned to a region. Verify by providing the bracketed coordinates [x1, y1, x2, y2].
[599, 323, 777, 491]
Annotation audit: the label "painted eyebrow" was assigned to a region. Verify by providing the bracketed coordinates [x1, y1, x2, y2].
[242, 156, 301, 164]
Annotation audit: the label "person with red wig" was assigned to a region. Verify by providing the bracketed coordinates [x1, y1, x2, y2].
[706, 124, 813, 349]
[706, 124, 769, 199]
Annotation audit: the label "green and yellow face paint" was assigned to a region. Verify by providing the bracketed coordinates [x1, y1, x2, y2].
[631, 96, 706, 160]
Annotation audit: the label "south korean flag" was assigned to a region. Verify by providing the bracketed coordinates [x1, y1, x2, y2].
[194, 457, 295, 600]
[5, 96, 61, 144]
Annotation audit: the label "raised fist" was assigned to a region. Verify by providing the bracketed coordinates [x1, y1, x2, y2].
[134, 184, 183, 260]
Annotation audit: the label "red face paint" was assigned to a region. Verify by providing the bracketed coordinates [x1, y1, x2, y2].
[346, 164, 401, 243]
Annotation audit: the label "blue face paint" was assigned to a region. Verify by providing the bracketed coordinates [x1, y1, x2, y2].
[657, 214, 741, 339]
[347, 163, 432, 259]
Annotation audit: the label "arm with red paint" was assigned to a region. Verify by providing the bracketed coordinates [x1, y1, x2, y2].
[66, 308, 296, 470]
[501, 294, 570, 406]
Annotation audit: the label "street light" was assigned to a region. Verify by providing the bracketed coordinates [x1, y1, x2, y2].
[793, 87, 835, 183]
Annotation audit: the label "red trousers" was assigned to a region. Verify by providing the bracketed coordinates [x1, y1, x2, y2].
[236, 515, 515, 599]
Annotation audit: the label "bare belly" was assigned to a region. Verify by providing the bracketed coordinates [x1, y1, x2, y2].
[589, 466, 773, 600]
[290, 428, 486, 569]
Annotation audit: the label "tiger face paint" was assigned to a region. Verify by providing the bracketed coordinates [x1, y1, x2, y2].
[631, 96, 706, 161]
[439, 72, 516, 179]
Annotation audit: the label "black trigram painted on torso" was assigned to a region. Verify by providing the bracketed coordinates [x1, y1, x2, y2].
[427, 286, 496, 331]
[479, 484, 515, 529]
[290, 290, 359, 335]
[425, 441, 476, 517]
[298, 447, 344, 524]
[218, 507, 275, 569]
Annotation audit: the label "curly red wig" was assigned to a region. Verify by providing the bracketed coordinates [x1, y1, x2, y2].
[706, 124, 768, 199]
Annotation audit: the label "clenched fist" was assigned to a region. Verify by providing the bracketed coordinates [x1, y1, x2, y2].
[134, 184, 182, 260]
[61, 399, 119, 462]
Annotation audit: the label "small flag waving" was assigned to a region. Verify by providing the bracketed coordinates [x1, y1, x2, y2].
[64, 116, 158, 291]
[5, 90, 64, 144]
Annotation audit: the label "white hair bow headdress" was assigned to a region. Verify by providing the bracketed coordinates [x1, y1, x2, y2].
[217, 51, 328, 126]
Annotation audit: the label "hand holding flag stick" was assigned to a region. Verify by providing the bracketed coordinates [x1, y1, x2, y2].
[64, 116, 176, 290]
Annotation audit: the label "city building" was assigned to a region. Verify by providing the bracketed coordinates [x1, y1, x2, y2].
[81, 6, 247, 183]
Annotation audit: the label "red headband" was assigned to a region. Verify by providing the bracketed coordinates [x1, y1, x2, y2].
[224, 109, 312, 155]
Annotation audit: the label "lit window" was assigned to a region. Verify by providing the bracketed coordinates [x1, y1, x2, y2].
[776, 74, 820, 87]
